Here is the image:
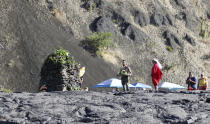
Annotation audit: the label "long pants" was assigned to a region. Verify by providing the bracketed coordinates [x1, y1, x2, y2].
[122, 82, 129, 91]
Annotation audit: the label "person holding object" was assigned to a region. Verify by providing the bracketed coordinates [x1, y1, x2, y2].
[151, 58, 163, 92]
[198, 73, 208, 90]
[186, 72, 197, 90]
[118, 60, 132, 92]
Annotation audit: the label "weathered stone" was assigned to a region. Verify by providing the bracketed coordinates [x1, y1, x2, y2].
[0, 91, 210, 123]
[40, 50, 81, 92]
[169, 0, 186, 9]
[175, 12, 186, 20]
[206, 97, 210, 103]
[132, 10, 149, 27]
[123, 25, 148, 43]
[90, 16, 118, 35]
[163, 30, 182, 50]
[184, 34, 196, 46]
[150, 11, 174, 26]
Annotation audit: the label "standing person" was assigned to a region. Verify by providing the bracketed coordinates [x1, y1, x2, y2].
[77, 64, 86, 88]
[198, 73, 208, 90]
[151, 58, 163, 92]
[186, 72, 197, 90]
[118, 60, 132, 92]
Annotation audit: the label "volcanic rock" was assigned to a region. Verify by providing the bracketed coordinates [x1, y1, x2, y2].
[0, 91, 210, 123]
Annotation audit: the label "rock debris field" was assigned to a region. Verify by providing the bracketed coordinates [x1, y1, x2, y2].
[1, 90, 210, 124]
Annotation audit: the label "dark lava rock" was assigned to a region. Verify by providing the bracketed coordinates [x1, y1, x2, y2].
[131, 10, 149, 27]
[163, 30, 182, 49]
[90, 16, 118, 35]
[207, 11, 210, 19]
[123, 25, 148, 43]
[81, 0, 102, 10]
[184, 34, 196, 46]
[206, 96, 210, 103]
[202, 54, 210, 60]
[0, 91, 210, 123]
[150, 12, 174, 26]
[40, 49, 81, 92]
[169, 0, 186, 9]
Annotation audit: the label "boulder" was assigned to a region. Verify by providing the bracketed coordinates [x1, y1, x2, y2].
[206, 96, 210, 103]
[90, 16, 118, 35]
[163, 30, 182, 50]
[184, 34, 196, 46]
[123, 25, 148, 43]
[150, 2, 174, 27]
[40, 48, 81, 92]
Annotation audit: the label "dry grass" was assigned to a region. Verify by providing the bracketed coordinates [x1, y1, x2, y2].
[101, 49, 124, 66]
[52, 8, 67, 24]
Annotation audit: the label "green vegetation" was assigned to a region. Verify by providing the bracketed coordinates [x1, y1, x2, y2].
[7, 60, 15, 68]
[167, 46, 173, 52]
[67, 84, 81, 91]
[194, 0, 198, 6]
[200, 19, 210, 38]
[112, 19, 117, 24]
[1, 88, 12, 93]
[87, 32, 113, 56]
[48, 48, 76, 65]
[88, 3, 96, 12]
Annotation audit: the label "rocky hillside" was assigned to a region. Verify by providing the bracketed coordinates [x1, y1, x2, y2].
[0, 90, 210, 123]
[0, 0, 210, 92]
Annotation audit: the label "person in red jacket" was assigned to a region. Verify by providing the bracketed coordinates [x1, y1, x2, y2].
[151, 58, 163, 92]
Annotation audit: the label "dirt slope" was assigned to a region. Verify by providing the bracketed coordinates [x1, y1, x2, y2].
[0, 0, 115, 92]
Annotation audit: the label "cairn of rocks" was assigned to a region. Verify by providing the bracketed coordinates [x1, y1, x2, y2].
[40, 48, 81, 92]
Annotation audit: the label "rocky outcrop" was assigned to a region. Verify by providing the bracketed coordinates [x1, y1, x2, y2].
[184, 34, 196, 46]
[163, 30, 182, 50]
[40, 49, 81, 92]
[90, 16, 118, 35]
[131, 9, 149, 27]
[0, 91, 210, 123]
[123, 25, 148, 43]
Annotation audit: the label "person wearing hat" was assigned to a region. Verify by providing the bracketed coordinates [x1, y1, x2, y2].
[198, 73, 208, 90]
[151, 58, 163, 92]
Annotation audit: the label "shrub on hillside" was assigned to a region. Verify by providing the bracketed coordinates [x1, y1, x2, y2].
[48, 48, 76, 65]
[200, 19, 210, 38]
[87, 32, 113, 56]
[1, 88, 12, 93]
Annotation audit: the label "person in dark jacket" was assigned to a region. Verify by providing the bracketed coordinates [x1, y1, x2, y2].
[186, 72, 197, 90]
[118, 60, 132, 92]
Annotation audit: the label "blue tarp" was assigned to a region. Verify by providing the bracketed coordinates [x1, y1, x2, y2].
[132, 82, 152, 89]
[93, 78, 135, 88]
[158, 82, 186, 91]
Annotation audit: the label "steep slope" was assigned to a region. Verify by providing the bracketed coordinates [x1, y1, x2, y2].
[0, 0, 115, 92]
[48, 0, 210, 87]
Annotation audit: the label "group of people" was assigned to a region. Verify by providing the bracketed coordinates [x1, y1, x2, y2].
[186, 72, 208, 90]
[118, 59, 208, 92]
